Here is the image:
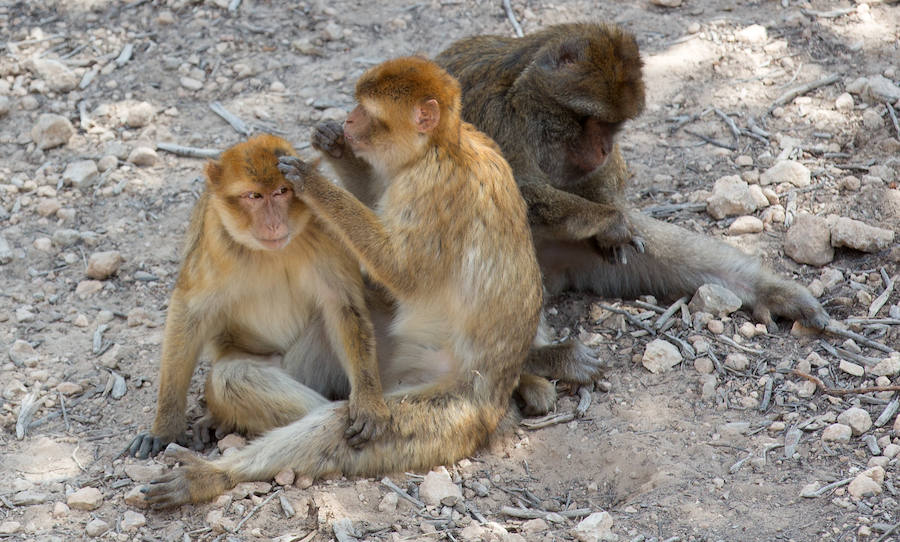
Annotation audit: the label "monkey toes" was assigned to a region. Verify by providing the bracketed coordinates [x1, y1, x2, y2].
[124, 432, 175, 460]
[311, 121, 346, 158]
[345, 398, 391, 448]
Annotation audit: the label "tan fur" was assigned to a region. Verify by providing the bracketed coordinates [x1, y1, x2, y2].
[141, 58, 543, 508]
[126, 134, 385, 460]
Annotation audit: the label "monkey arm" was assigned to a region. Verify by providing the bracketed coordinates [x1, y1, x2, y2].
[322, 152, 382, 208]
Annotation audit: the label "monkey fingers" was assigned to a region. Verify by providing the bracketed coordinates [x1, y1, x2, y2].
[345, 398, 390, 448]
[277, 156, 315, 192]
[143, 445, 231, 508]
[311, 121, 345, 158]
[754, 279, 831, 332]
[124, 432, 171, 459]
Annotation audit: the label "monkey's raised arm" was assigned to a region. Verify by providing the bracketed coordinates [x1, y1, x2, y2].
[311, 121, 382, 208]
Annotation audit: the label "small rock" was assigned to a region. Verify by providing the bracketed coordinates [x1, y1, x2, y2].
[52, 502, 69, 517]
[799, 482, 820, 498]
[839, 175, 861, 191]
[378, 492, 398, 513]
[871, 354, 900, 376]
[728, 215, 764, 235]
[837, 407, 872, 435]
[52, 228, 81, 247]
[9, 339, 38, 366]
[217, 433, 246, 452]
[419, 466, 462, 507]
[724, 353, 749, 371]
[123, 486, 148, 508]
[784, 214, 833, 266]
[829, 217, 894, 253]
[128, 146, 159, 167]
[56, 382, 83, 395]
[747, 184, 770, 208]
[694, 357, 714, 374]
[126, 307, 157, 327]
[75, 280, 104, 298]
[522, 518, 550, 534]
[37, 198, 61, 217]
[121, 510, 146, 530]
[738, 322, 757, 338]
[0, 95, 9, 117]
[97, 155, 118, 172]
[0, 521, 21, 535]
[838, 360, 865, 377]
[707, 175, 757, 219]
[206, 509, 236, 533]
[760, 160, 810, 187]
[895, 414, 900, 433]
[641, 339, 683, 374]
[834, 92, 854, 111]
[126, 101, 155, 128]
[650, 0, 682, 6]
[735, 155, 753, 167]
[180, 76, 203, 91]
[699, 374, 717, 401]
[848, 466, 885, 499]
[294, 475, 314, 489]
[274, 469, 295, 486]
[63, 160, 99, 189]
[31, 114, 75, 150]
[574, 511, 616, 542]
[689, 283, 742, 317]
[736, 24, 767, 43]
[864, 74, 900, 102]
[707, 319, 725, 334]
[27, 58, 79, 92]
[862, 108, 883, 130]
[85, 519, 110, 538]
[67, 487, 103, 510]
[11, 490, 49, 506]
[124, 464, 166, 483]
[821, 423, 852, 442]
[86, 251, 123, 280]
[883, 444, 900, 458]
[0, 235, 12, 264]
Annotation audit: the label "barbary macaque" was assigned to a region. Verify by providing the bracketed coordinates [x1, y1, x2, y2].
[141, 57, 543, 507]
[436, 22, 829, 330]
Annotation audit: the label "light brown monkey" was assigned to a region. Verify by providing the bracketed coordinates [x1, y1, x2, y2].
[436, 22, 830, 331]
[141, 57, 543, 507]
[125, 134, 388, 459]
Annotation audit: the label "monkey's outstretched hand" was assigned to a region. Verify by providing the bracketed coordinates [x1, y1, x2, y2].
[277, 155, 316, 192]
[311, 121, 346, 159]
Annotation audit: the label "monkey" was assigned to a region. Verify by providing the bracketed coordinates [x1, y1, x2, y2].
[124, 134, 390, 460]
[140, 57, 543, 507]
[435, 22, 830, 331]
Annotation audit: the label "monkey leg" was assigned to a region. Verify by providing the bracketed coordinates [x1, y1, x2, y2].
[540, 209, 830, 331]
[203, 355, 330, 438]
[144, 390, 502, 507]
[515, 373, 557, 416]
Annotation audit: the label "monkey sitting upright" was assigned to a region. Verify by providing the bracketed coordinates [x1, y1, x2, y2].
[141, 57, 543, 507]
[125, 134, 389, 460]
[436, 22, 829, 331]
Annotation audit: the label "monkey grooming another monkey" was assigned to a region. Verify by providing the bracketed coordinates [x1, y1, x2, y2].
[436, 22, 829, 331]
[141, 57, 543, 507]
[125, 134, 388, 460]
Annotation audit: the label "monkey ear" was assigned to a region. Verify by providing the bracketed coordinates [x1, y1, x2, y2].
[414, 99, 440, 134]
[205, 161, 223, 187]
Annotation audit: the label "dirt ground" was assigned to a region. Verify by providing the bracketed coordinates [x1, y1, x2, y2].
[1, 0, 899, 541]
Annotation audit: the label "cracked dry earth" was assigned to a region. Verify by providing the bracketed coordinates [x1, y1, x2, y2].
[1, 0, 900, 541]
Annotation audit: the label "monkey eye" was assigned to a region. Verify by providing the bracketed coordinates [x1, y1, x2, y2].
[242, 191, 263, 199]
[273, 186, 291, 196]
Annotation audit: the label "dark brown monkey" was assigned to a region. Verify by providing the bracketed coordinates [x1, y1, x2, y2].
[141, 57, 543, 507]
[436, 22, 829, 330]
[124, 134, 388, 460]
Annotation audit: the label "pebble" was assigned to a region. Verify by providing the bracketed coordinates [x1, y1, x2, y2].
[871, 354, 900, 376]
[378, 492, 398, 512]
[97, 155, 118, 172]
[834, 92, 854, 111]
[821, 423, 852, 442]
[85, 519, 110, 538]
[641, 339, 683, 374]
[63, 160, 99, 189]
[838, 360, 865, 377]
[689, 283, 742, 317]
[848, 466, 885, 499]
[760, 204, 785, 225]
[706, 175, 758, 219]
[862, 74, 900, 102]
[52, 228, 80, 247]
[735, 155, 753, 167]
[67, 487, 103, 510]
[294, 475, 314, 489]
[124, 464, 166, 483]
[123, 486, 148, 508]
[784, 213, 834, 266]
[0, 235, 12, 264]
[56, 382, 83, 395]
[206, 510, 236, 533]
[419, 467, 462, 507]
[760, 160, 810, 187]
[522, 518, 549, 534]
[127, 307, 157, 327]
[37, 198, 61, 217]
[699, 374, 717, 401]
[15, 306, 34, 323]
[724, 353, 749, 371]
[31, 113, 75, 150]
[829, 216, 894, 253]
[27, 58, 79, 92]
[736, 24, 767, 43]
[11, 490, 49, 505]
[217, 433, 246, 451]
[728, 215, 764, 235]
[128, 146, 159, 167]
[862, 109, 883, 130]
[574, 511, 616, 542]
[0, 95, 9, 117]
[883, 444, 900, 458]
[52, 502, 70, 517]
[86, 251, 123, 280]
[9, 339, 39, 366]
[707, 319, 725, 334]
[738, 322, 758, 338]
[75, 280, 104, 298]
[650, 0, 682, 6]
[180, 76, 203, 90]
[837, 407, 872, 435]
[121, 510, 146, 530]
[799, 482, 820, 498]
[274, 469, 295, 486]
[126, 101, 155, 128]
[747, 184, 769, 208]
[694, 357, 714, 374]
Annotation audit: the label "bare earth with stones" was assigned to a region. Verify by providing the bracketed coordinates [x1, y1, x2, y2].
[1, 1, 899, 541]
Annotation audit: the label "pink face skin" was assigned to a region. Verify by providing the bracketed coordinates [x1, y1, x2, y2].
[343, 104, 372, 154]
[237, 185, 294, 250]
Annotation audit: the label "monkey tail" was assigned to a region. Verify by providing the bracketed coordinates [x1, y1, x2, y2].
[217, 389, 502, 483]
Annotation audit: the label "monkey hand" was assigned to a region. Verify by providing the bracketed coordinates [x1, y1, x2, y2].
[591, 212, 645, 265]
[311, 121, 346, 159]
[278, 155, 317, 194]
[345, 393, 391, 448]
[753, 278, 831, 332]
[142, 444, 232, 508]
[123, 431, 187, 460]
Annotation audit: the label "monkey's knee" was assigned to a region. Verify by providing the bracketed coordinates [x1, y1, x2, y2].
[515, 374, 557, 416]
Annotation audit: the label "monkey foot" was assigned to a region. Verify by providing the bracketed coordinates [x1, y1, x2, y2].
[142, 446, 232, 508]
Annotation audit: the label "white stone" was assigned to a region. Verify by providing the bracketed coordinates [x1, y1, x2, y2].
[862, 109, 883, 130]
[27, 58, 79, 92]
[180, 76, 203, 90]
[85, 519, 109, 537]
[728, 216, 764, 235]
[63, 160, 99, 189]
[126, 101, 155, 128]
[650, 0, 682, 6]
[835, 92, 854, 111]
[0, 521, 21, 535]
[378, 492, 398, 512]
[821, 423, 852, 442]
[688, 283, 742, 317]
[707, 175, 757, 219]
[31, 113, 75, 150]
[9, 339, 38, 366]
[784, 214, 833, 266]
[124, 464, 166, 483]
[68, 487, 103, 510]
[86, 251, 123, 280]
[694, 357, 714, 374]
[128, 146, 159, 167]
[760, 160, 810, 187]
[838, 360, 865, 377]
[574, 511, 616, 542]
[419, 467, 462, 507]
[864, 74, 900, 102]
[848, 466, 885, 499]
[724, 353, 749, 371]
[641, 339, 683, 374]
[871, 354, 900, 376]
[829, 217, 895, 253]
[121, 510, 146, 530]
[747, 184, 770, 208]
[736, 24, 767, 43]
[837, 407, 872, 435]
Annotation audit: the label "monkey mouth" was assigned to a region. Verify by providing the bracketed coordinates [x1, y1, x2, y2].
[257, 236, 290, 250]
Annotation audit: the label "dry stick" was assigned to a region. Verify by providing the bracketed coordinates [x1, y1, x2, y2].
[58, 391, 70, 432]
[500, 506, 592, 520]
[875, 397, 900, 427]
[801, 7, 855, 18]
[769, 73, 840, 110]
[596, 303, 655, 335]
[644, 202, 707, 217]
[233, 489, 282, 533]
[812, 477, 853, 497]
[502, 0, 524, 38]
[825, 322, 894, 353]
[759, 377, 774, 412]
[876, 522, 900, 542]
[209, 101, 252, 136]
[869, 273, 896, 318]
[715, 335, 763, 355]
[714, 108, 741, 142]
[887, 102, 900, 141]
[845, 318, 900, 325]
[654, 296, 689, 330]
[157, 142, 222, 159]
[683, 129, 736, 151]
[788, 369, 900, 396]
[381, 477, 425, 509]
[115, 43, 133, 68]
[16, 392, 42, 440]
[819, 340, 882, 367]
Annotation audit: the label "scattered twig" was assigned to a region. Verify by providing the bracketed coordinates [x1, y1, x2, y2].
[825, 322, 894, 353]
[500, 505, 592, 520]
[713, 109, 741, 142]
[663, 332, 696, 360]
[654, 297, 689, 330]
[59, 391, 70, 432]
[71, 444, 86, 472]
[801, 7, 855, 18]
[869, 273, 896, 318]
[818, 340, 882, 367]
[769, 73, 840, 110]
[16, 392, 42, 440]
[812, 477, 852, 497]
[381, 477, 425, 509]
[876, 522, 900, 542]
[115, 43, 134, 67]
[233, 489, 282, 532]
[209, 101, 252, 136]
[875, 398, 899, 427]
[759, 377, 774, 412]
[501, 0, 524, 38]
[783, 425, 802, 458]
[886, 102, 900, 141]
[683, 129, 737, 151]
[157, 142, 221, 159]
[845, 318, 900, 325]
[643, 202, 707, 217]
[595, 303, 655, 335]
[92, 324, 108, 355]
[715, 335, 763, 355]
[788, 369, 900, 396]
